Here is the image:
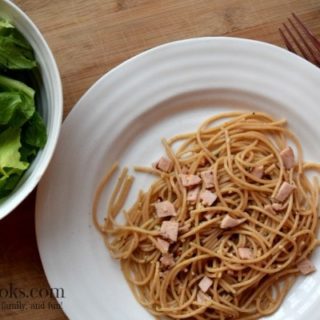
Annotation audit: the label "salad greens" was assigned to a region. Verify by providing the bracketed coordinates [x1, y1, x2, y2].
[0, 19, 47, 198]
[0, 19, 37, 70]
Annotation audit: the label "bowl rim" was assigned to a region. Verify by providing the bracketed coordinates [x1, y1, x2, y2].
[0, 0, 63, 220]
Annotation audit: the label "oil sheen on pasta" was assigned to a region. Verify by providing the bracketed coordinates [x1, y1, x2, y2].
[93, 112, 320, 320]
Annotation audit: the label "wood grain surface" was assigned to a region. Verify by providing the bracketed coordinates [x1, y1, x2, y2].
[0, 0, 319, 319]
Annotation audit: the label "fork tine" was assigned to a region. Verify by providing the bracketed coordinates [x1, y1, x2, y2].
[287, 17, 320, 65]
[292, 13, 320, 52]
[282, 22, 311, 61]
[279, 27, 297, 54]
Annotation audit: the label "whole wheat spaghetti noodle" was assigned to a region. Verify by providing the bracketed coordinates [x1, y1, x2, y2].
[93, 112, 320, 320]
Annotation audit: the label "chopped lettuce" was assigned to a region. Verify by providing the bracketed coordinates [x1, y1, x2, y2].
[0, 19, 47, 198]
[22, 111, 47, 148]
[0, 127, 28, 171]
[0, 75, 35, 127]
[0, 18, 37, 70]
[0, 92, 23, 125]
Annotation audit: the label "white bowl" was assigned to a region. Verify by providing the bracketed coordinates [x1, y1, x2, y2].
[0, 0, 63, 219]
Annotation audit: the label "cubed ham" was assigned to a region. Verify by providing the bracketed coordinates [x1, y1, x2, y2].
[280, 147, 295, 169]
[179, 174, 201, 187]
[271, 203, 285, 211]
[251, 165, 264, 179]
[155, 201, 176, 218]
[155, 238, 170, 253]
[160, 254, 175, 268]
[220, 215, 245, 229]
[200, 170, 215, 188]
[275, 182, 296, 202]
[153, 156, 173, 172]
[160, 221, 179, 242]
[187, 187, 200, 203]
[198, 276, 212, 293]
[197, 291, 211, 304]
[238, 248, 254, 260]
[200, 190, 217, 206]
[297, 258, 316, 275]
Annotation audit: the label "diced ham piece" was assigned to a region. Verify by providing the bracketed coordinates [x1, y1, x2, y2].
[220, 215, 246, 229]
[197, 291, 211, 304]
[187, 187, 200, 203]
[297, 258, 316, 275]
[200, 170, 215, 188]
[280, 147, 295, 169]
[155, 201, 176, 218]
[238, 248, 254, 260]
[160, 221, 179, 242]
[271, 203, 285, 211]
[251, 165, 264, 179]
[153, 156, 173, 172]
[198, 276, 212, 293]
[179, 174, 201, 187]
[160, 254, 175, 268]
[200, 190, 217, 206]
[155, 238, 170, 253]
[275, 182, 296, 202]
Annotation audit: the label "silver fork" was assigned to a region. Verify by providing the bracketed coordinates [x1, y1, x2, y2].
[279, 13, 320, 67]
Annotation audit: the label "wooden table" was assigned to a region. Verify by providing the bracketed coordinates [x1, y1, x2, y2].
[0, 0, 319, 319]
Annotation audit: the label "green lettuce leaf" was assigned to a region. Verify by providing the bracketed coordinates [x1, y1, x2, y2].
[19, 143, 37, 163]
[0, 92, 22, 125]
[0, 126, 28, 172]
[0, 74, 35, 97]
[0, 170, 23, 198]
[0, 19, 36, 70]
[22, 111, 47, 148]
[0, 19, 14, 29]
[0, 75, 35, 127]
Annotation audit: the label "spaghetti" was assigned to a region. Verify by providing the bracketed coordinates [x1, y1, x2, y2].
[93, 112, 320, 320]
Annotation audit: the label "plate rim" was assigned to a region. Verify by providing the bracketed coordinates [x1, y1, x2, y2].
[59, 36, 320, 127]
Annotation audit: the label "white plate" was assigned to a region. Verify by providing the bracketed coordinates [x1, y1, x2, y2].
[36, 37, 320, 320]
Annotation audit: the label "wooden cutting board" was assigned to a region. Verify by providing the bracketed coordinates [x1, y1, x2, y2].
[0, 0, 319, 319]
